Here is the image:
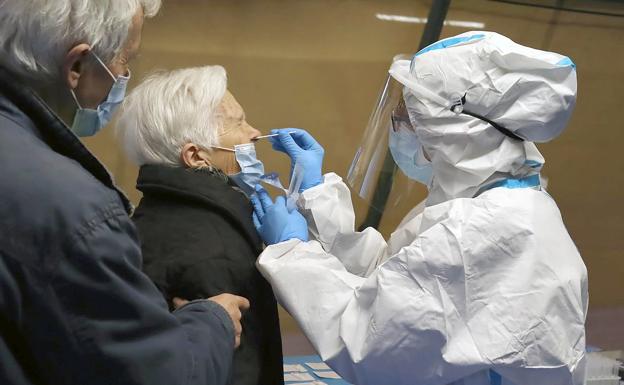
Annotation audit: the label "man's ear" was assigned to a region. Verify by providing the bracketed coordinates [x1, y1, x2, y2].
[62, 44, 91, 90]
[181, 143, 212, 168]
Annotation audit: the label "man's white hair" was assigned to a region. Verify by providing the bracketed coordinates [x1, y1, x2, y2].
[117, 66, 228, 166]
[0, 0, 161, 82]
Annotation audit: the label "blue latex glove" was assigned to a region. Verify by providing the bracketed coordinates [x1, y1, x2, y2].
[251, 185, 309, 245]
[269, 128, 324, 191]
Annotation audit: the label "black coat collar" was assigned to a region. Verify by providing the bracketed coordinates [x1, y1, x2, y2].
[0, 66, 132, 213]
[136, 165, 261, 247]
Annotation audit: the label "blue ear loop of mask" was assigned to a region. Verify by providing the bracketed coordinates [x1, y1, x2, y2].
[70, 50, 130, 137]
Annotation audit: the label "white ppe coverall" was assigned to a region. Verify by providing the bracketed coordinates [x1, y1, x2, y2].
[258, 31, 587, 385]
[258, 174, 587, 385]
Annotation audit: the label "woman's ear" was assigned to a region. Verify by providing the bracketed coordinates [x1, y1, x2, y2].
[181, 143, 212, 168]
[63, 44, 91, 90]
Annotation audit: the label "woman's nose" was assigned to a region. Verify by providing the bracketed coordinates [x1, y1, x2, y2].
[249, 125, 262, 140]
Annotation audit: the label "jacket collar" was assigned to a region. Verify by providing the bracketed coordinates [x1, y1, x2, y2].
[0, 66, 132, 213]
[136, 164, 261, 247]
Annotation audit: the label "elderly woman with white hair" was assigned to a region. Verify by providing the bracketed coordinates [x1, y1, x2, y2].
[117, 65, 284, 385]
[0, 2, 247, 385]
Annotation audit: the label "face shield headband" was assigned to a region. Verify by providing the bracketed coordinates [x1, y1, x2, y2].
[449, 94, 524, 141]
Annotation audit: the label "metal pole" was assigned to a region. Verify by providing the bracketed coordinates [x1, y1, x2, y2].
[358, 0, 452, 231]
[419, 0, 453, 51]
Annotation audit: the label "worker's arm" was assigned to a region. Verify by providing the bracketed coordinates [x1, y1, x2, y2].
[256, 236, 481, 385]
[266, 128, 388, 277]
[297, 173, 388, 277]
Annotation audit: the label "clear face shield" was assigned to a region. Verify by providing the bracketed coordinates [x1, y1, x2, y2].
[347, 57, 431, 225]
[348, 54, 531, 227]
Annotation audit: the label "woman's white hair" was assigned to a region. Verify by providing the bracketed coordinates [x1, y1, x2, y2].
[117, 66, 228, 166]
[0, 0, 161, 82]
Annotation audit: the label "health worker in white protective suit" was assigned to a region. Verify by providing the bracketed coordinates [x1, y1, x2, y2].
[251, 31, 588, 385]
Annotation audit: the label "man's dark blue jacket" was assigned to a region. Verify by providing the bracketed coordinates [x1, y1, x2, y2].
[0, 66, 235, 385]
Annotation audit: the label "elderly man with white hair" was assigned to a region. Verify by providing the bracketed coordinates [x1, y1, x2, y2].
[0, 2, 247, 385]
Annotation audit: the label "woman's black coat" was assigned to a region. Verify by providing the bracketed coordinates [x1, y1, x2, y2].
[132, 165, 283, 385]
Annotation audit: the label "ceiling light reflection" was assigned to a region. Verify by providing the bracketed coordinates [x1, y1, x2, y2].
[376, 13, 485, 29]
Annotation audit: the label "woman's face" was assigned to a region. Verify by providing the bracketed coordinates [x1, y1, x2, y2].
[210, 91, 261, 174]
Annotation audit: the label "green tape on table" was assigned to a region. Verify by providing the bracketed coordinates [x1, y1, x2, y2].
[284, 355, 352, 384]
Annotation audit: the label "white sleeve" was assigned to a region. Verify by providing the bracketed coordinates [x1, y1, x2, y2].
[297, 173, 387, 277]
[255, 238, 483, 385]
[257, 190, 587, 385]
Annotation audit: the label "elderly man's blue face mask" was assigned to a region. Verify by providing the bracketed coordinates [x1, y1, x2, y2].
[70, 51, 130, 137]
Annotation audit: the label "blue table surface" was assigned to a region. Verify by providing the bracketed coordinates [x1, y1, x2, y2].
[284, 355, 352, 385]
[286, 348, 609, 385]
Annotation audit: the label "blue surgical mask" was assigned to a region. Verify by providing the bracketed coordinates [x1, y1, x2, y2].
[70, 51, 130, 137]
[388, 126, 433, 187]
[226, 143, 265, 196]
